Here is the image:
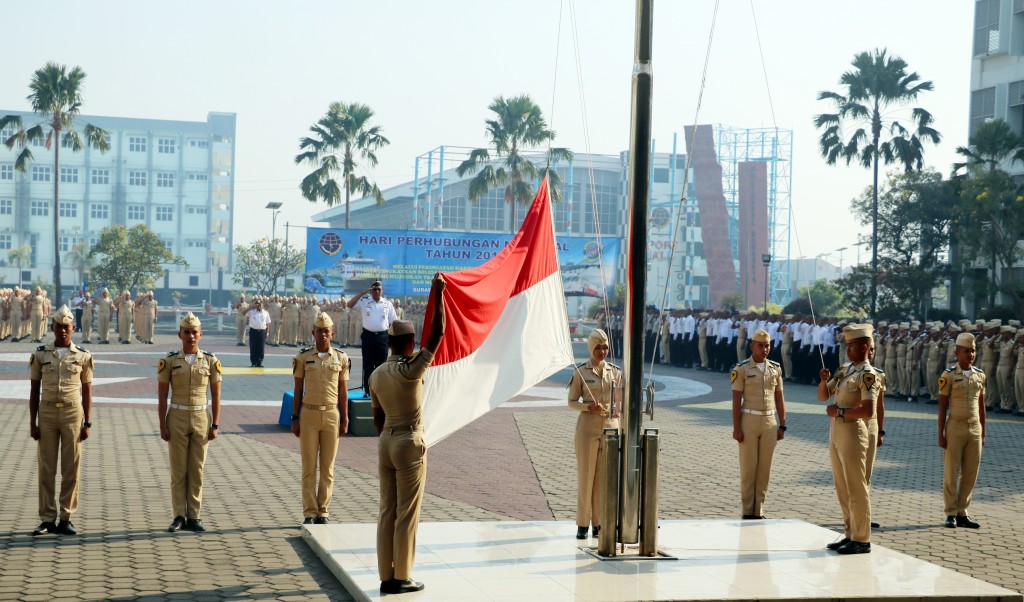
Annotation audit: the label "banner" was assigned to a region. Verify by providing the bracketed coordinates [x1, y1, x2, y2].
[304, 228, 621, 299]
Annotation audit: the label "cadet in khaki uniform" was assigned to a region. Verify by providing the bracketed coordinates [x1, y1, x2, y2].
[80, 292, 93, 344]
[140, 292, 158, 344]
[569, 329, 622, 539]
[997, 326, 1016, 413]
[29, 288, 49, 343]
[95, 289, 113, 344]
[1014, 331, 1024, 415]
[938, 332, 986, 529]
[291, 312, 350, 524]
[115, 291, 134, 344]
[817, 324, 880, 554]
[29, 305, 93, 536]
[158, 312, 222, 533]
[731, 328, 786, 519]
[233, 294, 249, 346]
[369, 273, 446, 596]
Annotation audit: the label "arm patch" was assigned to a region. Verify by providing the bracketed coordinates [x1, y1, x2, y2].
[730, 369, 738, 384]
[863, 372, 875, 389]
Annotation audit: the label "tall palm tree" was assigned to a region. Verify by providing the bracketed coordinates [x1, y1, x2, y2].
[456, 94, 572, 233]
[814, 48, 940, 316]
[67, 239, 94, 287]
[7, 244, 32, 288]
[295, 102, 389, 228]
[1, 62, 110, 302]
[953, 118, 1024, 174]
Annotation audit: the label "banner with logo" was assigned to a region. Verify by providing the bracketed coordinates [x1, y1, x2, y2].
[304, 228, 621, 298]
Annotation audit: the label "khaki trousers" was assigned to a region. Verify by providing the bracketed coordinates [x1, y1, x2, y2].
[142, 312, 154, 342]
[167, 409, 209, 519]
[377, 428, 427, 582]
[268, 318, 280, 345]
[982, 361, 997, 406]
[1015, 369, 1024, 412]
[31, 310, 44, 340]
[97, 312, 110, 342]
[737, 413, 778, 517]
[574, 413, 609, 527]
[300, 407, 340, 518]
[927, 361, 941, 398]
[865, 418, 878, 487]
[118, 311, 132, 341]
[235, 315, 247, 344]
[289, 316, 300, 344]
[698, 335, 708, 368]
[829, 418, 871, 543]
[908, 360, 920, 397]
[780, 342, 792, 379]
[81, 309, 92, 341]
[943, 418, 982, 516]
[37, 404, 83, 522]
[998, 364, 1015, 410]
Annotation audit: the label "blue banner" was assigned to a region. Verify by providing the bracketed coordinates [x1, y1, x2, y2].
[304, 228, 621, 298]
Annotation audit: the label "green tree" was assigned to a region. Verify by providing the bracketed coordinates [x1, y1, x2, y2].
[720, 292, 744, 311]
[1, 63, 111, 300]
[794, 279, 845, 317]
[88, 224, 186, 292]
[296, 102, 389, 228]
[814, 48, 940, 315]
[455, 94, 573, 233]
[953, 118, 1024, 174]
[232, 238, 306, 296]
[6, 244, 32, 288]
[66, 239, 94, 288]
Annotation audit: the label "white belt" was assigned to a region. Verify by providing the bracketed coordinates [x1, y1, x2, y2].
[741, 408, 775, 416]
[170, 403, 207, 412]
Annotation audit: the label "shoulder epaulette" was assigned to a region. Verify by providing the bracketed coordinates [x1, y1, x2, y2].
[166, 350, 179, 357]
[198, 349, 214, 358]
[874, 367, 885, 375]
[974, 366, 985, 374]
[575, 361, 588, 368]
[943, 366, 955, 373]
[607, 362, 621, 370]
[77, 346, 89, 353]
[736, 359, 750, 367]
[767, 359, 780, 367]
[300, 346, 312, 353]
[36, 345, 46, 351]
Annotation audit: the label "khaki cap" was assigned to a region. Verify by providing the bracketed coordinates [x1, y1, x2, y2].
[1001, 325, 1015, 333]
[51, 305, 74, 326]
[314, 312, 333, 329]
[751, 328, 770, 343]
[1011, 320, 1022, 327]
[843, 323, 874, 341]
[388, 320, 415, 336]
[179, 312, 201, 329]
[955, 332, 976, 349]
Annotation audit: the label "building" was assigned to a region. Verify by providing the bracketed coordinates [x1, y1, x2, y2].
[312, 124, 793, 309]
[0, 110, 236, 301]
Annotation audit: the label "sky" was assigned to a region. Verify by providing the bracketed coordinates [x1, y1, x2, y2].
[0, 0, 973, 266]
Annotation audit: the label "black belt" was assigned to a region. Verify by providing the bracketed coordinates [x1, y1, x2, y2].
[363, 329, 387, 335]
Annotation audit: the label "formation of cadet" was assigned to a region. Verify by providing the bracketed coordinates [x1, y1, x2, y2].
[368, 273, 446, 596]
[158, 312, 222, 533]
[568, 328, 621, 540]
[291, 312, 350, 524]
[1, 287, 50, 342]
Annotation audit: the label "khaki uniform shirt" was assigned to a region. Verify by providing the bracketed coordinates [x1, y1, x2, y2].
[293, 347, 351, 407]
[235, 301, 249, 317]
[830, 361, 880, 410]
[158, 350, 222, 405]
[369, 350, 435, 428]
[998, 339, 1015, 366]
[568, 360, 622, 412]
[1016, 347, 1024, 373]
[730, 358, 783, 412]
[95, 297, 112, 318]
[938, 364, 985, 420]
[30, 343, 94, 403]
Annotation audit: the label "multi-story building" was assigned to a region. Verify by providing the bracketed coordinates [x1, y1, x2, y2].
[0, 110, 236, 301]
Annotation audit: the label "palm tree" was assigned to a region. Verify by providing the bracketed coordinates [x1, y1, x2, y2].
[953, 118, 1024, 174]
[67, 239, 94, 287]
[295, 102, 389, 228]
[814, 49, 940, 316]
[1, 62, 110, 302]
[7, 244, 32, 288]
[455, 94, 573, 233]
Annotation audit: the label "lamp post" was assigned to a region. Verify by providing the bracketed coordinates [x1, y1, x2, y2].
[762, 253, 772, 311]
[834, 246, 848, 275]
[266, 202, 283, 294]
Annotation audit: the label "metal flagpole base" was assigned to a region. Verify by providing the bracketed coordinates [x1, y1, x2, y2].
[580, 545, 677, 561]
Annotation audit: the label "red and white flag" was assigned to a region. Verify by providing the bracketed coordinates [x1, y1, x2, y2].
[420, 176, 573, 446]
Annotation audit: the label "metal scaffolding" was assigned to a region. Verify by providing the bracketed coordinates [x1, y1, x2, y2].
[714, 125, 793, 306]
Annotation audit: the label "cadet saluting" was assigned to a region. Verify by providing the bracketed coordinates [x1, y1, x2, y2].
[938, 332, 986, 529]
[817, 324, 880, 555]
[29, 305, 93, 536]
[158, 312, 222, 533]
[370, 272, 446, 596]
[291, 312, 350, 525]
[731, 328, 786, 520]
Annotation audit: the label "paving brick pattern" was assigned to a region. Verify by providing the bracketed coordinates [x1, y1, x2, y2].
[0, 331, 1022, 599]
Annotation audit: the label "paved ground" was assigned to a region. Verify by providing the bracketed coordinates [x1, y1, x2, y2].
[1, 325, 1022, 600]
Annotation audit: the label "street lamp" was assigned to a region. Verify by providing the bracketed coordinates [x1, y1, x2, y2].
[266, 202, 283, 294]
[761, 253, 772, 311]
[834, 246, 848, 275]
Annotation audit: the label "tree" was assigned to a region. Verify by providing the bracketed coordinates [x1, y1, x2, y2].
[66, 239, 94, 288]
[296, 102, 389, 228]
[7, 244, 32, 288]
[1, 62, 110, 300]
[814, 48, 940, 315]
[953, 118, 1024, 174]
[456, 94, 573, 233]
[232, 238, 306, 296]
[720, 292, 744, 311]
[792, 279, 846, 317]
[88, 224, 187, 293]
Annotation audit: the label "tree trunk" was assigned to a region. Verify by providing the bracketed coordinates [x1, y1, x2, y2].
[53, 131, 62, 304]
[871, 149, 879, 316]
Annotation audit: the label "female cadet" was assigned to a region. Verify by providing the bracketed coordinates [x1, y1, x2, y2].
[568, 329, 621, 540]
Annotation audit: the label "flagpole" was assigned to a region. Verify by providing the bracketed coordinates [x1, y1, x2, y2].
[619, 0, 654, 546]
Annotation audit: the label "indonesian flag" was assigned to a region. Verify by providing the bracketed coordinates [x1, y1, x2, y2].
[420, 176, 573, 447]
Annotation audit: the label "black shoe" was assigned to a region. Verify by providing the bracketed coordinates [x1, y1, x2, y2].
[168, 517, 186, 532]
[826, 537, 850, 551]
[870, 521, 880, 529]
[591, 525, 601, 538]
[944, 516, 957, 528]
[82, 340, 91, 344]
[956, 515, 981, 529]
[836, 540, 871, 554]
[185, 518, 206, 532]
[236, 342, 245, 346]
[55, 520, 77, 535]
[576, 526, 588, 540]
[741, 514, 760, 520]
[32, 521, 57, 536]
[380, 579, 425, 594]
[302, 517, 314, 525]
[314, 517, 329, 525]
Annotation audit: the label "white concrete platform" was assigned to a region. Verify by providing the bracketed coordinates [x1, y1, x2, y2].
[302, 519, 1023, 601]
